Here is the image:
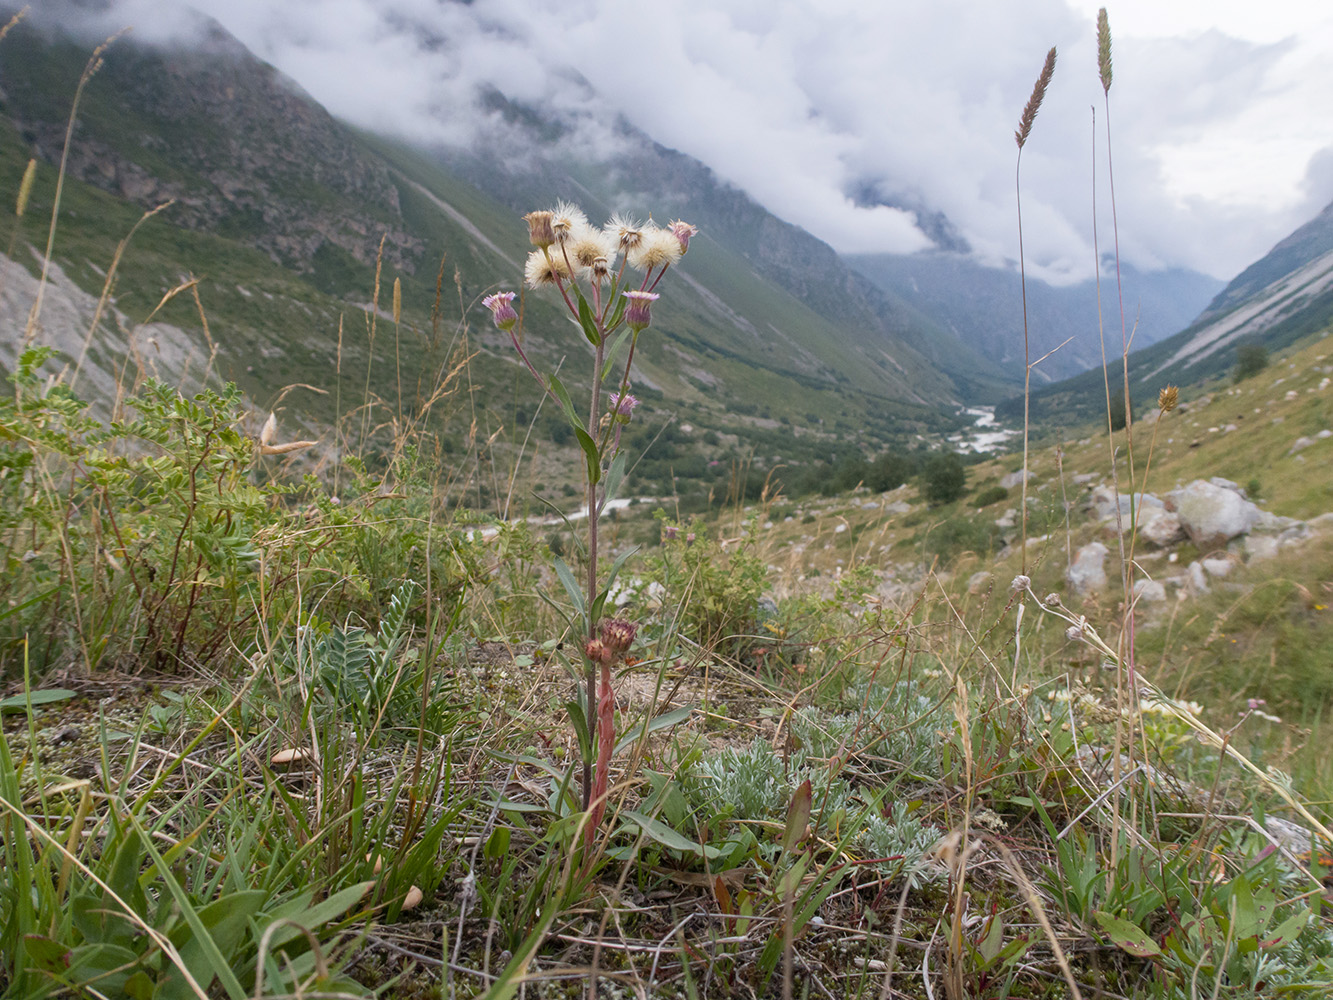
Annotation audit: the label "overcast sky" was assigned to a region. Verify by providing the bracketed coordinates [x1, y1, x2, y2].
[85, 0, 1333, 284]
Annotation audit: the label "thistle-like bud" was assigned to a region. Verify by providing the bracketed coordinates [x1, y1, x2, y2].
[1158, 385, 1178, 412]
[590, 256, 613, 284]
[523, 210, 556, 248]
[1010, 574, 1031, 594]
[600, 618, 638, 656]
[669, 220, 698, 254]
[606, 391, 639, 423]
[1044, 593, 1061, 608]
[482, 291, 519, 331]
[584, 637, 612, 665]
[624, 290, 659, 332]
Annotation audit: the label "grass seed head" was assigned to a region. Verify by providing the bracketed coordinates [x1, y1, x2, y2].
[1097, 8, 1113, 94]
[16, 158, 36, 218]
[1015, 46, 1058, 149]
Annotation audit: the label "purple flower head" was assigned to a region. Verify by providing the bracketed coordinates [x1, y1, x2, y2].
[482, 291, 518, 331]
[669, 220, 698, 254]
[623, 290, 660, 333]
[607, 391, 639, 422]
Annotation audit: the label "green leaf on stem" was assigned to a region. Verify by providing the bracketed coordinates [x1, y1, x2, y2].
[602, 452, 627, 508]
[546, 375, 586, 434]
[574, 427, 601, 486]
[552, 556, 587, 620]
[600, 328, 635, 381]
[613, 704, 694, 755]
[574, 287, 601, 347]
[606, 291, 629, 333]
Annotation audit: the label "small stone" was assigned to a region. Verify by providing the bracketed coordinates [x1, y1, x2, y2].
[270, 747, 315, 767]
[1132, 578, 1167, 603]
[401, 886, 424, 911]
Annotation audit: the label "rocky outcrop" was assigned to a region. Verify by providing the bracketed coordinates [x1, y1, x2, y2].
[1166, 480, 1262, 551]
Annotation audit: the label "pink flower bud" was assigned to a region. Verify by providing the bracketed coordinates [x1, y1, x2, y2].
[600, 618, 638, 656]
[669, 219, 698, 253]
[624, 290, 659, 332]
[607, 391, 639, 423]
[482, 291, 518, 331]
[523, 210, 555, 248]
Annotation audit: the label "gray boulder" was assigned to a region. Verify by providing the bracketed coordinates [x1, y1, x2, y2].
[1066, 542, 1109, 596]
[1167, 479, 1262, 550]
[1132, 578, 1167, 603]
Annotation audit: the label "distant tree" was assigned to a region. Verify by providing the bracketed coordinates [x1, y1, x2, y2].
[920, 452, 967, 506]
[1234, 343, 1269, 383]
[1108, 389, 1133, 431]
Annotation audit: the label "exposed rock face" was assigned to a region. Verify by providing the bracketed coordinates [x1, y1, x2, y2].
[1067, 542, 1108, 596]
[1166, 480, 1262, 551]
[1, 18, 422, 276]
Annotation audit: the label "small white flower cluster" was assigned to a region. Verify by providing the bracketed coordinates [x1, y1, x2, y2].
[522, 203, 696, 288]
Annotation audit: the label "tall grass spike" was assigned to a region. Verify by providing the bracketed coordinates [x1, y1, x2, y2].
[1015, 47, 1057, 149]
[1098, 8, 1113, 94]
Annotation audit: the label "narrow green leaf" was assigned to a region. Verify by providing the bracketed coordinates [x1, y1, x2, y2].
[574, 288, 601, 346]
[546, 375, 586, 433]
[1262, 910, 1310, 950]
[613, 704, 694, 755]
[620, 810, 722, 859]
[600, 328, 635, 380]
[783, 780, 812, 852]
[0, 688, 77, 714]
[601, 452, 627, 508]
[1095, 911, 1161, 957]
[574, 427, 601, 485]
[551, 556, 586, 618]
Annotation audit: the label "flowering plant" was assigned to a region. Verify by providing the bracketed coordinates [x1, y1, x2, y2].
[483, 204, 696, 843]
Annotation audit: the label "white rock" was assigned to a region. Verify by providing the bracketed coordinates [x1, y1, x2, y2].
[1245, 535, 1279, 562]
[1187, 561, 1210, 594]
[1201, 557, 1234, 578]
[1066, 542, 1109, 596]
[1167, 480, 1262, 550]
[967, 571, 993, 596]
[1132, 578, 1167, 603]
[1289, 436, 1315, 455]
[1138, 510, 1185, 547]
[1000, 469, 1033, 489]
[1308, 512, 1333, 531]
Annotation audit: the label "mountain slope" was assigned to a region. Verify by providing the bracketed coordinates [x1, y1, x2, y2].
[847, 251, 1222, 384]
[1007, 195, 1333, 425]
[0, 7, 977, 516]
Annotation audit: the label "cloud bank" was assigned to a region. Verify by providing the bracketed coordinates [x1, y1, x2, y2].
[67, 0, 1333, 283]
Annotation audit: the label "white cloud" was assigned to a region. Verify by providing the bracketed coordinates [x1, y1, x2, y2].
[63, 0, 1333, 282]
